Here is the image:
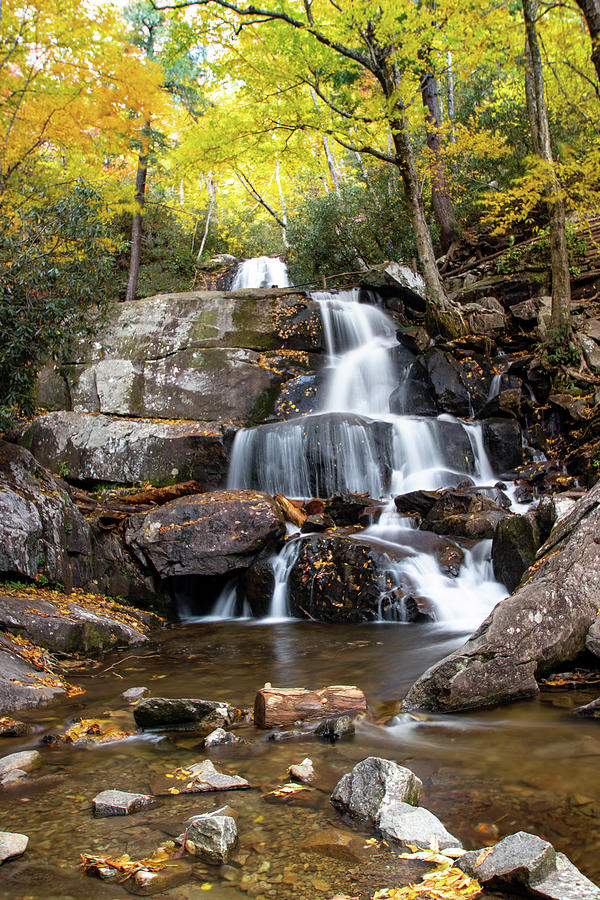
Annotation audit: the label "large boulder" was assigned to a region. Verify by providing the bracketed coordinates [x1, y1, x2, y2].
[125, 490, 285, 578]
[483, 418, 524, 473]
[0, 440, 164, 605]
[403, 478, 600, 712]
[21, 412, 234, 487]
[492, 513, 541, 592]
[38, 290, 325, 425]
[134, 698, 241, 732]
[423, 349, 471, 417]
[0, 634, 66, 712]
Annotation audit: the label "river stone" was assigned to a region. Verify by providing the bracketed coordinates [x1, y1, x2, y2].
[0, 769, 28, 789]
[0, 831, 28, 864]
[177, 760, 249, 792]
[122, 687, 149, 704]
[574, 696, 600, 718]
[378, 802, 461, 850]
[457, 831, 600, 899]
[331, 757, 422, 827]
[0, 718, 30, 738]
[185, 811, 238, 863]
[0, 634, 67, 712]
[315, 715, 355, 742]
[0, 751, 41, 776]
[424, 349, 471, 416]
[492, 514, 540, 592]
[288, 758, 315, 784]
[125, 490, 285, 578]
[93, 789, 157, 817]
[134, 698, 240, 732]
[22, 412, 234, 488]
[202, 727, 242, 748]
[124, 862, 192, 895]
[299, 827, 364, 863]
[585, 617, 600, 658]
[403, 477, 600, 712]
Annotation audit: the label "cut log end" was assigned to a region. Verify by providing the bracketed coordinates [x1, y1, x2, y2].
[253, 684, 367, 729]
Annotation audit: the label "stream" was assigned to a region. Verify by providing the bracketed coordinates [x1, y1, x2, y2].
[2, 259, 599, 898]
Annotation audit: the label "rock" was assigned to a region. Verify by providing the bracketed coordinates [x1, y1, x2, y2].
[457, 831, 600, 899]
[301, 513, 332, 533]
[574, 696, 600, 718]
[0, 634, 67, 712]
[314, 715, 355, 742]
[461, 299, 507, 335]
[422, 490, 510, 539]
[125, 490, 285, 579]
[323, 492, 375, 526]
[492, 514, 541, 592]
[586, 618, 600, 658]
[0, 750, 41, 776]
[202, 728, 242, 748]
[0, 718, 30, 738]
[299, 828, 364, 863]
[394, 490, 440, 517]
[480, 387, 522, 420]
[124, 863, 192, 895]
[379, 802, 461, 850]
[511, 298, 542, 321]
[331, 757, 422, 827]
[360, 263, 426, 308]
[288, 758, 315, 783]
[578, 333, 600, 372]
[22, 412, 234, 488]
[134, 698, 241, 732]
[424, 349, 471, 417]
[172, 760, 249, 792]
[92, 789, 157, 817]
[0, 769, 28, 789]
[0, 831, 28, 864]
[483, 419, 523, 473]
[0, 593, 152, 655]
[122, 687, 149, 704]
[403, 478, 600, 712]
[185, 811, 238, 864]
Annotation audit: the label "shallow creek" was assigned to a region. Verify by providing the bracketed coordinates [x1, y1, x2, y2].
[2, 620, 600, 900]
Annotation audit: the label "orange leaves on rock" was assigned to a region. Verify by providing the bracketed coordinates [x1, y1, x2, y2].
[81, 843, 179, 882]
[58, 717, 134, 745]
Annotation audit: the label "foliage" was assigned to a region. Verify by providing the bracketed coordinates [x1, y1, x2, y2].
[546, 327, 581, 367]
[495, 226, 588, 277]
[0, 180, 119, 427]
[373, 842, 481, 899]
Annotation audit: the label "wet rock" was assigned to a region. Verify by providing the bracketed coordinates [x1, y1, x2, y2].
[92, 789, 157, 817]
[424, 349, 471, 417]
[0, 831, 28, 864]
[574, 696, 600, 718]
[457, 831, 600, 899]
[301, 513, 333, 533]
[479, 387, 522, 420]
[390, 358, 438, 417]
[122, 687, 149, 704]
[134, 698, 241, 732]
[124, 863, 192, 895]
[0, 593, 151, 655]
[202, 728, 242, 748]
[170, 760, 249, 793]
[0, 751, 41, 777]
[323, 492, 375, 526]
[394, 490, 440, 517]
[403, 478, 600, 712]
[22, 412, 234, 488]
[299, 827, 364, 863]
[492, 514, 541, 592]
[0, 718, 30, 738]
[288, 758, 315, 783]
[331, 757, 422, 827]
[0, 634, 67, 712]
[185, 811, 238, 864]
[244, 553, 276, 617]
[379, 802, 461, 850]
[0, 769, 28, 789]
[315, 715, 355, 742]
[125, 490, 285, 578]
[423, 490, 510, 539]
[483, 419, 523, 473]
[586, 618, 600, 658]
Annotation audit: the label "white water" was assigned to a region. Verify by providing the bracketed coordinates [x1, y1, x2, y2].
[232, 256, 290, 289]
[214, 286, 509, 624]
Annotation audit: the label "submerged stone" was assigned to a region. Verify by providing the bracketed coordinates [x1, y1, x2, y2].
[0, 831, 28, 864]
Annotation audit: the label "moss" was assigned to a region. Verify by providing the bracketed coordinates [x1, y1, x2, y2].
[427, 306, 467, 340]
[245, 379, 283, 426]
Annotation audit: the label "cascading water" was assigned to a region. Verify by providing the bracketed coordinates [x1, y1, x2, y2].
[211, 286, 509, 624]
[232, 256, 290, 289]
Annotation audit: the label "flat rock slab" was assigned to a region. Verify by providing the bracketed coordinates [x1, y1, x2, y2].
[93, 790, 157, 817]
[331, 757, 422, 827]
[152, 760, 250, 796]
[0, 751, 41, 777]
[22, 412, 234, 488]
[134, 698, 241, 732]
[457, 832, 600, 899]
[403, 478, 600, 712]
[125, 490, 285, 578]
[0, 635, 66, 712]
[378, 802, 461, 850]
[0, 831, 28, 863]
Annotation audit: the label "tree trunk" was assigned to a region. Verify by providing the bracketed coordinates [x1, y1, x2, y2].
[253, 683, 367, 728]
[421, 72, 456, 253]
[522, 0, 572, 334]
[446, 51, 456, 143]
[575, 0, 600, 83]
[524, 39, 541, 155]
[196, 174, 216, 261]
[125, 154, 148, 302]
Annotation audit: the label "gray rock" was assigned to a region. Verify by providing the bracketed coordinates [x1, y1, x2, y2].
[0, 750, 41, 776]
[492, 513, 541, 592]
[93, 789, 157, 817]
[122, 687, 149, 704]
[0, 769, 28, 789]
[403, 477, 600, 712]
[202, 727, 242, 748]
[0, 831, 28, 864]
[22, 412, 234, 488]
[457, 831, 600, 899]
[315, 715, 355, 742]
[179, 760, 249, 792]
[483, 418, 523, 473]
[578, 333, 600, 372]
[185, 811, 238, 864]
[331, 757, 422, 827]
[574, 696, 600, 718]
[0, 634, 66, 712]
[134, 698, 241, 732]
[125, 490, 285, 578]
[378, 802, 461, 850]
[288, 758, 315, 784]
[586, 618, 600, 658]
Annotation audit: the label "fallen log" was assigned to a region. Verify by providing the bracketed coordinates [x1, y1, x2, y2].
[274, 493, 306, 529]
[254, 683, 367, 728]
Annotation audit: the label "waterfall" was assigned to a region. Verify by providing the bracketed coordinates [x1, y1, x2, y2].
[232, 256, 290, 289]
[217, 287, 509, 622]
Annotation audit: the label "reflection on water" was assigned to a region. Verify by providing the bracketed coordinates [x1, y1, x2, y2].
[1, 621, 599, 899]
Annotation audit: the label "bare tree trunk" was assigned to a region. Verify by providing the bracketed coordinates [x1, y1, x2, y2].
[310, 88, 343, 197]
[522, 0, 572, 335]
[125, 154, 148, 302]
[196, 174, 216, 261]
[575, 0, 600, 83]
[421, 71, 456, 253]
[446, 51, 456, 143]
[275, 160, 289, 248]
[524, 38, 541, 155]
